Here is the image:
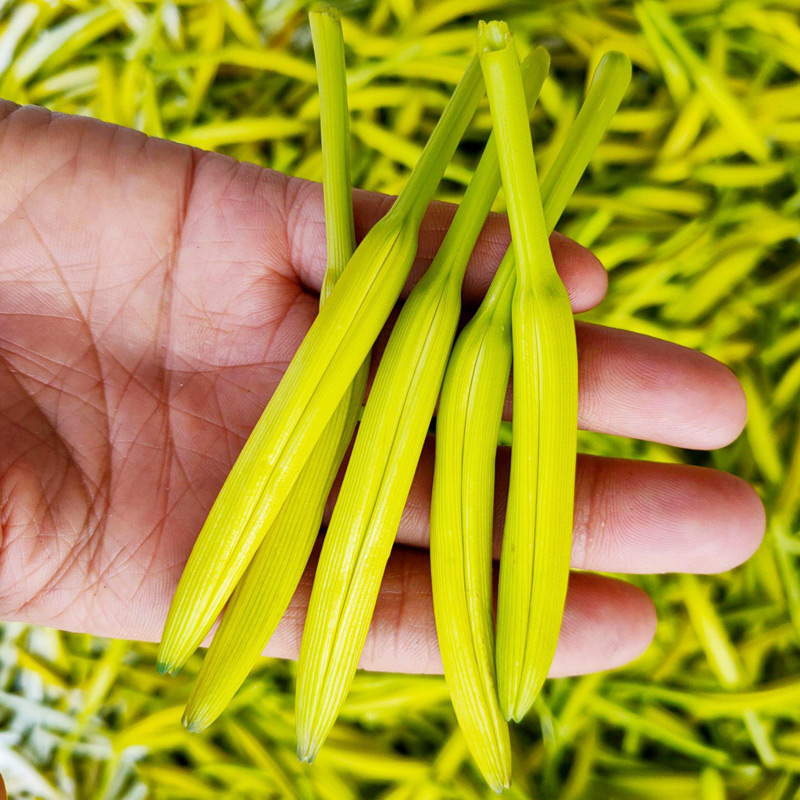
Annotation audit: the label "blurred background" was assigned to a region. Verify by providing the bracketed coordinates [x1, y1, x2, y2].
[0, 0, 798, 797]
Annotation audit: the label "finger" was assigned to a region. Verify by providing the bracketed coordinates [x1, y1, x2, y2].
[517, 322, 746, 449]
[570, 455, 765, 574]
[286, 178, 609, 313]
[263, 546, 655, 676]
[0, 513, 654, 677]
[326, 444, 765, 576]
[356, 320, 745, 455]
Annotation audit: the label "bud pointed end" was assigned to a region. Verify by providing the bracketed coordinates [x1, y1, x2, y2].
[156, 659, 176, 676]
[297, 737, 320, 765]
[182, 707, 211, 734]
[487, 774, 511, 794]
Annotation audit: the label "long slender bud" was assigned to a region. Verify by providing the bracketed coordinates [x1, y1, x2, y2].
[432, 44, 630, 784]
[431, 272, 515, 793]
[157, 50, 485, 674]
[639, 0, 768, 163]
[295, 47, 551, 767]
[479, 22, 628, 723]
[182, 7, 369, 731]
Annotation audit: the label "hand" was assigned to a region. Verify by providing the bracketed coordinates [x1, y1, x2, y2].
[0, 101, 764, 676]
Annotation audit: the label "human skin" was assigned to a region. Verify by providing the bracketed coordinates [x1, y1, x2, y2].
[0, 101, 764, 675]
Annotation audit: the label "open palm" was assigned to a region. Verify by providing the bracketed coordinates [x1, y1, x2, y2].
[0, 100, 764, 676]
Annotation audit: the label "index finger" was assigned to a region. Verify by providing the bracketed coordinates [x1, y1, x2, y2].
[287, 179, 609, 313]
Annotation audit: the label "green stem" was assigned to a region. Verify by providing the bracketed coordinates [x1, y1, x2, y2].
[478, 21, 551, 289]
[478, 49, 631, 310]
[391, 55, 484, 223]
[310, 6, 356, 300]
[539, 51, 631, 229]
[425, 47, 550, 288]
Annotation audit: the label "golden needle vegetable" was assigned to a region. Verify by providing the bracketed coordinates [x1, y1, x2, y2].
[181, 7, 368, 732]
[431, 262, 515, 793]
[638, 0, 768, 163]
[156, 50, 485, 675]
[431, 45, 630, 787]
[478, 21, 627, 723]
[295, 46, 551, 768]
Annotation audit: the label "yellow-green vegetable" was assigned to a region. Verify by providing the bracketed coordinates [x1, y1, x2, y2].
[431, 44, 631, 786]
[181, 7, 369, 732]
[2, 0, 799, 796]
[638, 0, 768, 163]
[482, 19, 578, 724]
[431, 255, 515, 792]
[157, 49, 485, 676]
[294, 45, 551, 768]
[477, 22, 626, 723]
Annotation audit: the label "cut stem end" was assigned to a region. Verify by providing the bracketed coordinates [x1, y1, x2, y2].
[478, 20, 511, 53]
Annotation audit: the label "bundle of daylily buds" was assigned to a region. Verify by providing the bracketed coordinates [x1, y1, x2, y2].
[156, 9, 630, 792]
